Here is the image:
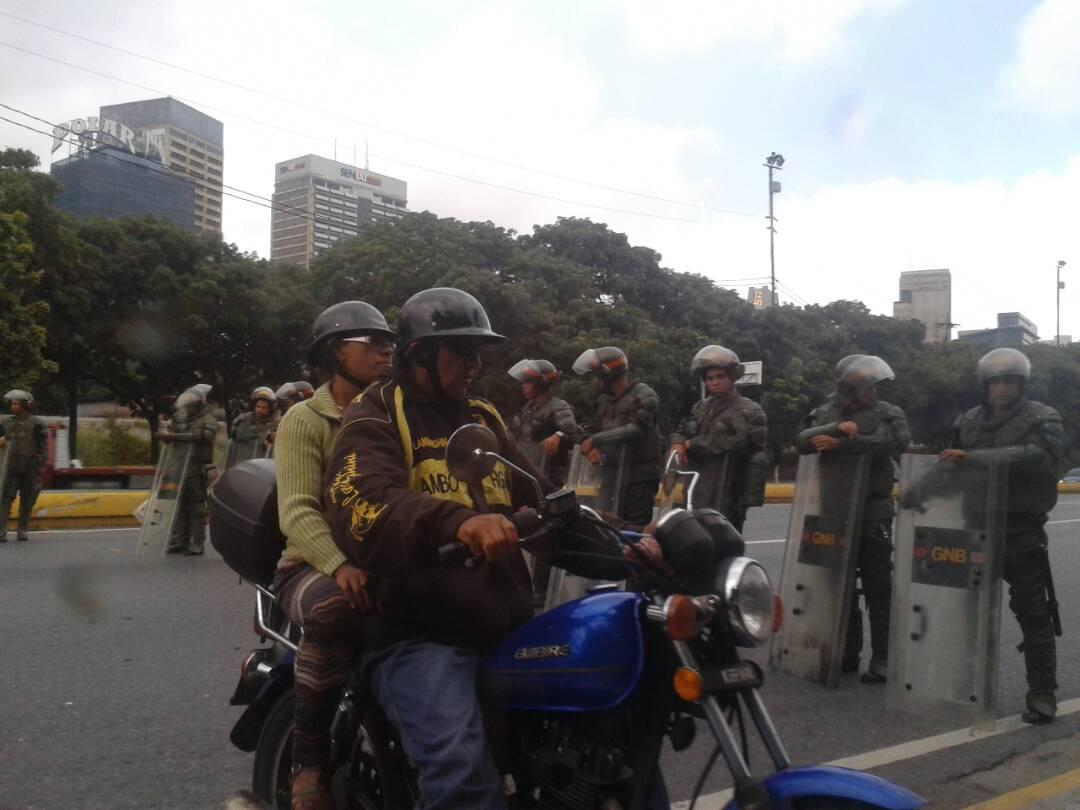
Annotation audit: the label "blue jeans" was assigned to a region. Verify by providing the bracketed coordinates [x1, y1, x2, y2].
[359, 640, 507, 810]
[360, 638, 670, 810]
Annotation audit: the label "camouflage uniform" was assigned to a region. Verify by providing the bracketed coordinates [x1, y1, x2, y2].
[949, 398, 1063, 718]
[227, 410, 276, 466]
[0, 411, 48, 541]
[798, 395, 910, 674]
[670, 392, 768, 532]
[167, 408, 219, 555]
[589, 381, 662, 526]
[510, 395, 578, 483]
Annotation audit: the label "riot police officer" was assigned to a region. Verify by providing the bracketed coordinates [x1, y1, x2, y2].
[156, 385, 219, 556]
[227, 386, 277, 466]
[573, 346, 661, 526]
[942, 348, 1063, 724]
[0, 389, 48, 542]
[507, 359, 578, 482]
[668, 346, 768, 532]
[797, 355, 910, 683]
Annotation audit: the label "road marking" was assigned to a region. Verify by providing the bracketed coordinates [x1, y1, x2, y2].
[962, 767, 1080, 809]
[746, 538, 786, 545]
[671, 698, 1080, 810]
[36, 527, 139, 534]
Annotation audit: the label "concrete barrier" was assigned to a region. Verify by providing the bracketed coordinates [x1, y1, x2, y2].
[10, 481, 1080, 531]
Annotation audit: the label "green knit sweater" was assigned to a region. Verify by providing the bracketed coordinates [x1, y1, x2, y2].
[276, 382, 346, 577]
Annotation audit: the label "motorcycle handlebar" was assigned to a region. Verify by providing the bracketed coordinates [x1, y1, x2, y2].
[437, 509, 544, 567]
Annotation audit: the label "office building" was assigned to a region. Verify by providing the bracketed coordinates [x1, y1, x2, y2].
[271, 154, 408, 268]
[957, 312, 1040, 349]
[99, 97, 224, 232]
[52, 146, 195, 229]
[892, 269, 952, 343]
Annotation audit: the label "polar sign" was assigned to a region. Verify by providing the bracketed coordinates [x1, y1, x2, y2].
[52, 116, 137, 155]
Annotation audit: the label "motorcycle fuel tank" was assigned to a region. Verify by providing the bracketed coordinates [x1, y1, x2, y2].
[479, 591, 645, 712]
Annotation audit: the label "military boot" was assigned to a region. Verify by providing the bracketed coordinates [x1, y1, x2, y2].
[860, 659, 887, 684]
[185, 522, 206, 556]
[1022, 691, 1056, 725]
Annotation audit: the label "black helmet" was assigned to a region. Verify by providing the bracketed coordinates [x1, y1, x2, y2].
[508, 359, 559, 386]
[691, 345, 744, 380]
[976, 348, 1031, 384]
[308, 301, 395, 365]
[572, 347, 628, 380]
[397, 288, 506, 352]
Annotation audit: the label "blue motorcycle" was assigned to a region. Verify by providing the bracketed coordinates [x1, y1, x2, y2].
[209, 424, 924, 810]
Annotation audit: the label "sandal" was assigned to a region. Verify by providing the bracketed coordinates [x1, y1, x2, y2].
[290, 784, 333, 810]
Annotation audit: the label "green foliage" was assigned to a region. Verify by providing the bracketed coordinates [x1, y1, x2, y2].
[3, 148, 1079, 473]
[76, 420, 151, 466]
[0, 210, 53, 385]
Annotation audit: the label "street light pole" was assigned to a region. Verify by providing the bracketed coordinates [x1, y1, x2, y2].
[1057, 260, 1066, 347]
[764, 152, 785, 307]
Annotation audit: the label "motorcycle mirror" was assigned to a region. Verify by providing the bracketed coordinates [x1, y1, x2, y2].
[446, 423, 500, 485]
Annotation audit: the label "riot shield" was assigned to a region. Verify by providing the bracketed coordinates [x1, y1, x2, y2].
[224, 437, 269, 469]
[656, 449, 699, 520]
[136, 442, 193, 555]
[887, 453, 1006, 729]
[544, 445, 627, 609]
[769, 453, 870, 687]
[516, 439, 551, 479]
[686, 453, 733, 520]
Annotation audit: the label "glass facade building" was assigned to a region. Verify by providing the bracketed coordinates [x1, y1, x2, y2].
[51, 147, 195, 229]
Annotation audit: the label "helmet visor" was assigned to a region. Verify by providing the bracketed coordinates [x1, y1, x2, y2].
[842, 355, 895, 390]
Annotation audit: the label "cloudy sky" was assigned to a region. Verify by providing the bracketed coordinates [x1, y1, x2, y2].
[2, 0, 1078, 340]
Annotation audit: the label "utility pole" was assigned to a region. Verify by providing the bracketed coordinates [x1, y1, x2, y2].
[1057, 260, 1066, 347]
[764, 152, 785, 307]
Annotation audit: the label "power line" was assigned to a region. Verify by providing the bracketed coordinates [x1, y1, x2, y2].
[0, 39, 751, 225]
[0, 9, 761, 219]
[1, 102, 319, 223]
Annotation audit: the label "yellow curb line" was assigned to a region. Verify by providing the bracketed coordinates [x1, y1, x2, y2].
[963, 767, 1080, 809]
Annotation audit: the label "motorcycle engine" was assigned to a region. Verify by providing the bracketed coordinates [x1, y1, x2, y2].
[517, 714, 635, 809]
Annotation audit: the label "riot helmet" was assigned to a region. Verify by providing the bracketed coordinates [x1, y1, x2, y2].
[839, 355, 894, 391]
[691, 345, 744, 381]
[508, 359, 559, 388]
[572, 347, 628, 380]
[174, 386, 208, 418]
[976, 348, 1031, 385]
[275, 381, 315, 411]
[250, 386, 276, 405]
[3, 389, 33, 406]
[192, 383, 213, 398]
[397, 288, 506, 352]
[308, 301, 396, 367]
[834, 354, 865, 381]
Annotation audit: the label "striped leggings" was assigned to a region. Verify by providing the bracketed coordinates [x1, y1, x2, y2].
[273, 562, 361, 770]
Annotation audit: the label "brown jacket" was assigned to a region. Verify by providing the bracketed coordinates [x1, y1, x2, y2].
[324, 372, 545, 651]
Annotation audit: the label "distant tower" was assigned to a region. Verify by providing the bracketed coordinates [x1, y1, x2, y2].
[893, 269, 951, 343]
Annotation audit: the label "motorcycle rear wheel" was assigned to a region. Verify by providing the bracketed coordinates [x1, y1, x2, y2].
[252, 691, 296, 810]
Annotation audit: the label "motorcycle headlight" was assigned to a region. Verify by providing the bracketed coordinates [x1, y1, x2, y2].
[718, 557, 774, 647]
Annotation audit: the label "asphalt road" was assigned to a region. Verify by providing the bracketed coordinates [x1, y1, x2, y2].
[1, 499, 1078, 809]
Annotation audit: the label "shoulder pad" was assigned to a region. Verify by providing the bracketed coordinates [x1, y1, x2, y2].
[1025, 400, 1062, 422]
[469, 397, 509, 431]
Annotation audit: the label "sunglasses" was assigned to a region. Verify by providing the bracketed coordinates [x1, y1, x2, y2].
[440, 340, 488, 364]
[341, 335, 397, 349]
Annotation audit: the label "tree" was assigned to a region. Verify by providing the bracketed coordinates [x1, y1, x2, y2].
[0, 211, 52, 386]
[0, 149, 88, 454]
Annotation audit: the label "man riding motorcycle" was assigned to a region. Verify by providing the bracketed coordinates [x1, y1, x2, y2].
[324, 288, 550, 809]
